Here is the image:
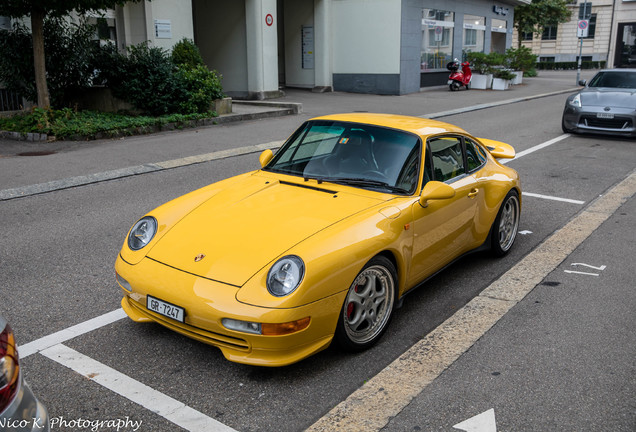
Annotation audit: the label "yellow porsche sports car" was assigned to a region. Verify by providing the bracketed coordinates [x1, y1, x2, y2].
[115, 113, 521, 366]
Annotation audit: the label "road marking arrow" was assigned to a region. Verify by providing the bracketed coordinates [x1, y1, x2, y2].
[453, 408, 497, 432]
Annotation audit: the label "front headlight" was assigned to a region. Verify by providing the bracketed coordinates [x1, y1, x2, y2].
[569, 93, 582, 108]
[267, 255, 305, 297]
[127, 216, 157, 250]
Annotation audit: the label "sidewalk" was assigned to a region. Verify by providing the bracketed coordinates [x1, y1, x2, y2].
[0, 69, 594, 198]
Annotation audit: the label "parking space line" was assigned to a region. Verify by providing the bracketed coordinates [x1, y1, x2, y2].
[41, 344, 237, 432]
[522, 192, 585, 205]
[20, 309, 126, 358]
[307, 169, 636, 432]
[500, 134, 570, 165]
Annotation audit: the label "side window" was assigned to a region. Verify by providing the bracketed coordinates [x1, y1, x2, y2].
[465, 138, 487, 172]
[428, 136, 465, 182]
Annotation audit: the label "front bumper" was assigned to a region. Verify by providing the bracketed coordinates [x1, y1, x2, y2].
[562, 105, 636, 137]
[116, 255, 345, 366]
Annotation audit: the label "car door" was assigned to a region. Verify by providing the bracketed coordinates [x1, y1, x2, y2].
[407, 135, 480, 285]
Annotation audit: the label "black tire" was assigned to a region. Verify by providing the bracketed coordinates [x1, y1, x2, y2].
[466, 82, 470, 90]
[449, 84, 456, 91]
[491, 189, 520, 257]
[334, 256, 397, 352]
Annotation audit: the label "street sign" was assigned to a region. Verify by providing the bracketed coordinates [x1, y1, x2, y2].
[577, 19, 589, 38]
[434, 26, 443, 42]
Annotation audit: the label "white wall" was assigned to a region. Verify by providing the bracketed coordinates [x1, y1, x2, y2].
[284, 0, 315, 88]
[149, 0, 194, 51]
[332, 0, 401, 74]
[193, 0, 248, 96]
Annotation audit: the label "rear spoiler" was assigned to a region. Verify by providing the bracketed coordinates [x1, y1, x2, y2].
[478, 138, 516, 159]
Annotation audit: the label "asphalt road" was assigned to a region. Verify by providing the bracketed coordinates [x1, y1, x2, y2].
[1, 84, 634, 432]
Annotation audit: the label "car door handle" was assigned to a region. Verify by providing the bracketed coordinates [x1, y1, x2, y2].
[468, 188, 479, 198]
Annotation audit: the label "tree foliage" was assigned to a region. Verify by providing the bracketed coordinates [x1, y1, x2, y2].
[0, 0, 140, 107]
[514, 0, 571, 47]
[0, 18, 97, 107]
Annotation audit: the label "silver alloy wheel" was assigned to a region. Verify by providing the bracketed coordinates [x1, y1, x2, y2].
[497, 194, 520, 252]
[343, 264, 395, 345]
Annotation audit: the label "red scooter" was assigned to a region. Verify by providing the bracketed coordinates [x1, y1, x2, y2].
[447, 59, 472, 91]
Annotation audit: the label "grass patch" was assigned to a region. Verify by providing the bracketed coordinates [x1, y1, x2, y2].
[0, 108, 217, 140]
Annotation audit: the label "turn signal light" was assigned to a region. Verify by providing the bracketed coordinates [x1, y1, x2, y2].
[261, 317, 311, 335]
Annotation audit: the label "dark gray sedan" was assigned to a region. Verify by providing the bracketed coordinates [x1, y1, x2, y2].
[562, 69, 636, 137]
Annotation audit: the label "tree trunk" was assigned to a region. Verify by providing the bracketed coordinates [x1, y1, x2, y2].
[31, 8, 50, 108]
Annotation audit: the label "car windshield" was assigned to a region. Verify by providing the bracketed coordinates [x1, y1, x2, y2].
[264, 120, 421, 194]
[588, 71, 636, 89]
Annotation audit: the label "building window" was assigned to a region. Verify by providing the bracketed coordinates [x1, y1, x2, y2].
[539, 56, 555, 63]
[463, 15, 485, 53]
[521, 31, 533, 41]
[421, 9, 455, 70]
[542, 25, 558, 40]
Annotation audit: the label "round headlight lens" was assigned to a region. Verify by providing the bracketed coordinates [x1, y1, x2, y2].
[267, 255, 305, 297]
[127, 216, 157, 251]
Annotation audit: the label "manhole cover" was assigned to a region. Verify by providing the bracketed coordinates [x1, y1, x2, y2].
[17, 150, 56, 156]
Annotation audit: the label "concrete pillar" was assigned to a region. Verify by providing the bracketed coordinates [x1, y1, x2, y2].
[245, 0, 280, 99]
[313, 0, 333, 92]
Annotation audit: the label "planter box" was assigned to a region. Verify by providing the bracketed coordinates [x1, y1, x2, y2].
[214, 97, 232, 115]
[511, 71, 523, 85]
[492, 78, 509, 91]
[470, 74, 492, 90]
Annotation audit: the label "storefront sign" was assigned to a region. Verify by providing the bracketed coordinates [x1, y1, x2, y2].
[154, 19, 172, 39]
[492, 5, 509, 16]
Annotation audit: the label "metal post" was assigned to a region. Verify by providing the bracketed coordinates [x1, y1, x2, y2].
[576, 0, 590, 84]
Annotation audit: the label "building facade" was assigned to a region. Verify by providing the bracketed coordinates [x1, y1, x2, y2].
[513, 0, 636, 69]
[2, 0, 528, 99]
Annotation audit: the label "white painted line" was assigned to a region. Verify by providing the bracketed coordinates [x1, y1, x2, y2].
[20, 309, 126, 358]
[500, 134, 570, 165]
[572, 263, 606, 271]
[41, 344, 237, 432]
[522, 192, 585, 205]
[564, 270, 600, 276]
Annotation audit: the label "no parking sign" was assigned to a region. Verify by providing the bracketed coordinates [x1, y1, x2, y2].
[577, 19, 589, 38]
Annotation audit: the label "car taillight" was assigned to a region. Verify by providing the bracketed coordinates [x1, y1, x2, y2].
[0, 323, 20, 414]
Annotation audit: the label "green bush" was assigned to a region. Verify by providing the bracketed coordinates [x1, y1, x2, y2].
[0, 18, 98, 107]
[171, 38, 204, 68]
[96, 41, 224, 116]
[505, 46, 537, 71]
[96, 43, 188, 116]
[0, 107, 213, 139]
[466, 52, 506, 75]
[177, 65, 224, 114]
[535, 61, 606, 70]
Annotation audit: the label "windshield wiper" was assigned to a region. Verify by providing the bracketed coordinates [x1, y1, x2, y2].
[326, 177, 409, 194]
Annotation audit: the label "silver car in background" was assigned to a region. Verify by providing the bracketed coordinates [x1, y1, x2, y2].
[1, 315, 49, 432]
[562, 68, 636, 137]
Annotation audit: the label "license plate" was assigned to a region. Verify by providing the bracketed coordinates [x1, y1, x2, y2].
[147, 295, 185, 323]
[597, 112, 614, 119]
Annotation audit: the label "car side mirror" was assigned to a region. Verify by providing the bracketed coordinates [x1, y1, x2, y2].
[259, 149, 274, 168]
[578, 79, 587, 86]
[419, 181, 455, 208]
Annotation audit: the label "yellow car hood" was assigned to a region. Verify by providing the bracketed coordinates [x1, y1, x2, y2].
[146, 174, 385, 287]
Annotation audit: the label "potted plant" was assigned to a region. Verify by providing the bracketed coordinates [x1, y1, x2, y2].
[505, 46, 538, 85]
[492, 68, 516, 90]
[466, 52, 493, 90]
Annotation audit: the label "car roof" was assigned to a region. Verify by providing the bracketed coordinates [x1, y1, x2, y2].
[310, 113, 469, 137]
